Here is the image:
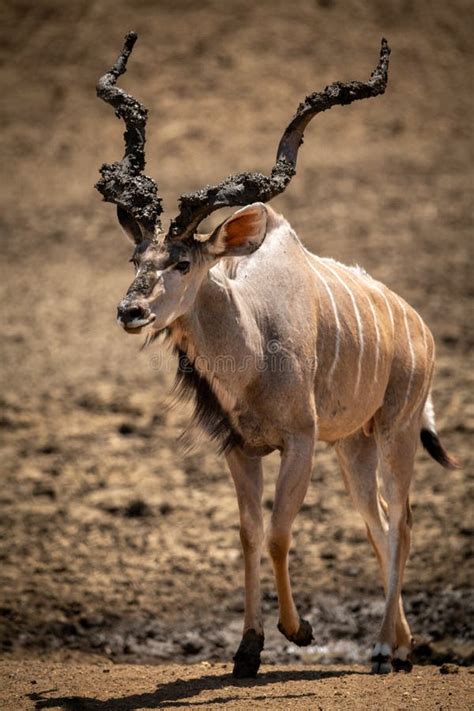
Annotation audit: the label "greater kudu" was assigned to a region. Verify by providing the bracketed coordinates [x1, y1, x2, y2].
[96, 33, 459, 677]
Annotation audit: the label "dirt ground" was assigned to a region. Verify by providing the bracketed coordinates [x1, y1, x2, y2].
[0, 0, 472, 706]
[1, 661, 472, 710]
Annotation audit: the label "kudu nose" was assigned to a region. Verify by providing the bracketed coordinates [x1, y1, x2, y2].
[117, 301, 150, 326]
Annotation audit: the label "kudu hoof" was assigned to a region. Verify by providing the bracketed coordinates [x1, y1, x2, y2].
[232, 629, 264, 678]
[278, 618, 314, 646]
[371, 655, 392, 674]
[392, 654, 413, 673]
[371, 650, 392, 674]
[371, 642, 393, 674]
[391, 641, 414, 672]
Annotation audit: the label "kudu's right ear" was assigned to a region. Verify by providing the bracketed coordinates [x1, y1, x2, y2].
[117, 206, 144, 245]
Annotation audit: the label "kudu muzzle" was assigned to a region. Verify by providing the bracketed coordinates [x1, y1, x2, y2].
[117, 257, 162, 330]
[116, 298, 154, 329]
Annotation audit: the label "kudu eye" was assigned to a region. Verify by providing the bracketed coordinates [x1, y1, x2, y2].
[175, 261, 191, 274]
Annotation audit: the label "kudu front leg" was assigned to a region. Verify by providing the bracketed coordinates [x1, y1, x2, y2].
[225, 447, 264, 678]
[268, 429, 315, 646]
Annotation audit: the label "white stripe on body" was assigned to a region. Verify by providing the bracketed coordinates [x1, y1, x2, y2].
[366, 294, 380, 383]
[415, 311, 428, 355]
[341, 268, 381, 386]
[318, 259, 365, 395]
[345, 269, 425, 420]
[302, 251, 341, 383]
[368, 281, 395, 338]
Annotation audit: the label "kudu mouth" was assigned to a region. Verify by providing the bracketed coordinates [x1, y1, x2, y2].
[120, 314, 156, 334]
[117, 302, 156, 334]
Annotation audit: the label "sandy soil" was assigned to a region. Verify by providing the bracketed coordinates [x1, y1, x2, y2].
[0, 0, 472, 705]
[1, 661, 472, 710]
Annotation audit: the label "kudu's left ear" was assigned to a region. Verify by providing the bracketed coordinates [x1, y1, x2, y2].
[205, 203, 268, 257]
[117, 206, 144, 245]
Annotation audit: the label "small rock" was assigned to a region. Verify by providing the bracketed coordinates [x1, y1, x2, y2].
[159, 502, 173, 516]
[439, 663, 459, 674]
[79, 615, 104, 629]
[33, 482, 56, 499]
[181, 633, 204, 655]
[38, 443, 59, 455]
[118, 422, 135, 436]
[125, 499, 152, 518]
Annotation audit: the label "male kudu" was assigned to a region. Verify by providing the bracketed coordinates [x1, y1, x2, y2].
[95, 33, 459, 677]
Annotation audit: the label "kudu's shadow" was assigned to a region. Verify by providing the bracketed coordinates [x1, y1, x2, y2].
[29, 667, 366, 709]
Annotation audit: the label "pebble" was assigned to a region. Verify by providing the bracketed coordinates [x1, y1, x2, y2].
[439, 663, 459, 674]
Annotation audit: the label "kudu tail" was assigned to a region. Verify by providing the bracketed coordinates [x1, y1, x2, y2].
[420, 395, 461, 470]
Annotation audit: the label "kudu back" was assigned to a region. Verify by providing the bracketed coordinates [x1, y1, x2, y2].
[96, 34, 459, 678]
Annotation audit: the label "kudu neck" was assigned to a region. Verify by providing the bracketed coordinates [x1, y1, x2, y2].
[168, 266, 254, 366]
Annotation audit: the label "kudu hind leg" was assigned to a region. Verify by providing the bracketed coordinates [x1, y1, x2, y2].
[372, 426, 417, 673]
[225, 447, 264, 678]
[335, 431, 413, 674]
[268, 430, 315, 646]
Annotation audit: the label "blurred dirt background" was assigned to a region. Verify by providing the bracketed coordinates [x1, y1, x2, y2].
[0, 0, 472, 691]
